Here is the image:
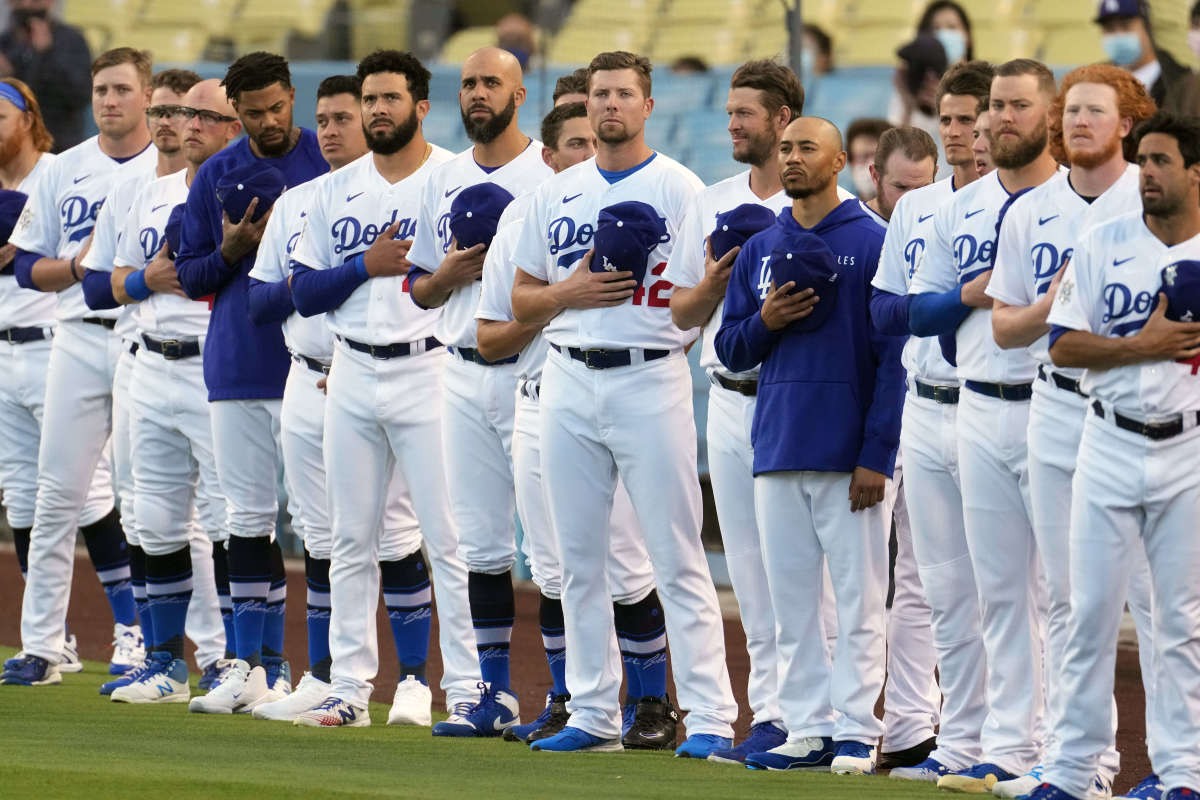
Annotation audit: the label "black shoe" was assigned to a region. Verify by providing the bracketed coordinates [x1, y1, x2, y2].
[876, 736, 937, 770]
[508, 693, 571, 743]
[621, 695, 679, 750]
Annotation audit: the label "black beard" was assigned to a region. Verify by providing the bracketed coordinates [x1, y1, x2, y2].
[366, 107, 419, 155]
[254, 128, 291, 157]
[461, 94, 516, 144]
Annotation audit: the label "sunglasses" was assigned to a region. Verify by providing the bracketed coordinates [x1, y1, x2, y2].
[147, 105, 236, 124]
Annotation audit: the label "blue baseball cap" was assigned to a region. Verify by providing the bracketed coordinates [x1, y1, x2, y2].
[592, 200, 670, 285]
[214, 163, 286, 224]
[1160, 260, 1200, 322]
[710, 203, 777, 261]
[164, 203, 186, 259]
[0, 189, 27, 244]
[765, 231, 841, 333]
[448, 182, 514, 250]
[1094, 0, 1143, 23]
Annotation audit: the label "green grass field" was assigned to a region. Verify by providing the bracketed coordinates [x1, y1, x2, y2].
[0, 649, 948, 799]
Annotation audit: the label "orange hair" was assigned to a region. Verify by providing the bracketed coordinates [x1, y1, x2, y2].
[1048, 63, 1156, 164]
[0, 78, 53, 153]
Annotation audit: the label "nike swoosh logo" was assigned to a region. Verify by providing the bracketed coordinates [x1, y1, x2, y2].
[1113, 256, 1135, 266]
[444, 185, 462, 198]
[1038, 215, 1058, 225]
[965, 209, 984, 218]
[493, 717, 508, 731]
[918, 214, 933, 223]
[563, 193, 582, 203]
[73, 175, 89, 184]
[347, 192, 364, 202]
[300, 211, 306, 218]
[151, 204, 167, 213]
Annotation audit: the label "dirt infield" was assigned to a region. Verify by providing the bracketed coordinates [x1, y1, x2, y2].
[0, 547, 1151, 787]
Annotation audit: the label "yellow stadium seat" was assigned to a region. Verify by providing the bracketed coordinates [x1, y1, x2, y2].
[973, 24, 1041, 62]
[64, 0, 141, 30]
[1038, 26, 1107, 65]
[744, 22, 789, 61]
[661, 0, 753, 24]
[439, 26, 500, 65]
[545, 27, 649, 64]
[836, 24, 911, 66]
[653, 24, 744, 63]
[348, 0, 411, 60]
[801, 0, 840, 29]
[141, 0, 236, 32]
[81, 24, 110, 55]
[568, 0, 662, 26]
[124, 25, 209, 63]
[236, 0, 333, 39]
[1022, 0, 1097, 28]
[836, 0, 923, 27]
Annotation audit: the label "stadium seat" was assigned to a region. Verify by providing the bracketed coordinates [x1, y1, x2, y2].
[236, 0, 333, 39]
[955, 0, 1018, 26]
[973, 24, 1041, 62]
[835, 24, 911, 66]
[439, 26, 500, 64]
[81, 24, 109, 55]
[124, 24, 210, 63]
[567, 0, 663, 27]
[661, 0, 753, 24]
[1022, 0, 1097, 29]
[347, 0, 411, 59]
[650, 73, 719, 114]
[141, 0, 237, 31]
[1038, 26, 1106, 65]
[64, 0, 141, 31]
[835, 0, 922, 27]
[544, 27, 650, 64]
[652, 24, 744, 64]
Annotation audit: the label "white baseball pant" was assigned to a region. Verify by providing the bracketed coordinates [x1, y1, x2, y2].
[957, 388, 1043, 775]
[111, 343, 138, 545]
[538, 350, 737, 741]
[322, 342, 477, 711]
[1046, 415, 1200, 797]
[20, 319, 120, 663]
[899, 389, 986, 770]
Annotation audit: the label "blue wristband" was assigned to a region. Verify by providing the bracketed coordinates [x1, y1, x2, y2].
[349, 252, 368, 281]
[124, 269, 152, 301]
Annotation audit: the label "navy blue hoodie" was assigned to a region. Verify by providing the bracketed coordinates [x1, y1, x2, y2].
[715, 199, 905, 477]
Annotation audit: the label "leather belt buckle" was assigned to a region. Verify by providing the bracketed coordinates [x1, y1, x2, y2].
[160, 339, 183, 360]
[581, 348, 607, 370]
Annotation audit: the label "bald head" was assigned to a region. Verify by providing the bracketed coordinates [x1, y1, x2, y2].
[459, 46, 526, 144]
[181, 78, 241, 168]
[779, 116, 847, 200]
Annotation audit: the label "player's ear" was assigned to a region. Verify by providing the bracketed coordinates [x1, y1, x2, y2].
[541, 146, 554, 169]
[415, 98, 430, 122]
[514, 85, 527, 108]
[833, 149, 847, 173]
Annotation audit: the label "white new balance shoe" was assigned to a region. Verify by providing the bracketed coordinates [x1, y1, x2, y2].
[110, 652, 189, 704]
[387, 675, 432, 726]
[189, 658, 245, 713]
[109, 623, 145, 675]
[294, 697, 370, 728]
[59, 634, 83, 673]
[253, 672, 329, 721]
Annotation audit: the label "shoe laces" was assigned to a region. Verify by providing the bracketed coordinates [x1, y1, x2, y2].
[739, 722, 783, 751]
[312, 697, 343, 713]
[10, 654, 47, 675]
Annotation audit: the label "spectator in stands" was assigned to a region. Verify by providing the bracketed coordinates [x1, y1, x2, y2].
[846, 117, 893, 200]
[0, 0, 91, 152]
[1162, 0, 1200, 114]
[889, 33, 949, 172]
[670, 56, 709, 75]
[552, 68, 588, 105]
[496, 11, 535, 69]
[916, 1, 974, 65]
[801, 24, 834, 77]
[1094, 0, 1191, 108]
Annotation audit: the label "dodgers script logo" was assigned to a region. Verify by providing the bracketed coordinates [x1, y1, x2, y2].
[547, 216, 594, 270]
[903, 237, 925, 280]
[436, 212, 452, 254]
[60, 195, 103, 244]
[138, 227, 163, 261]
[1031, 242, 1071, 295]
[332, 210, 418, 256]
[953, 233, 994, 283]
[1102, 281, 1154, 336]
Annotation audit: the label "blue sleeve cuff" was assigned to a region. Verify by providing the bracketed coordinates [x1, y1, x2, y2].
[13, 249, 40, 290]
[407, 264, 434, 310]
[124, 269, 152, 301]
[869, 288, 912, 336]
[350, 252, 368, 281]
[81, 268, 119, 309]
[909, 288, 972, 337]
[1047, 324, 1072, 352]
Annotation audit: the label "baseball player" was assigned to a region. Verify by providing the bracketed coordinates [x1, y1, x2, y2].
[907, 59, 1062, 793]
[84, 69, 230, 697]
[175, 51, 328, 710]
[510, 50, 738, 756]
[715, 116, 905, 776]
[95, 79, 242, 703]
[974, 111, 995, 177]
[288, 50, 475, 728]
[986, 64, 1157, 799]
[476, 99, 667, 748]
[551, 68, 589, 106]
[1030, 110, 1200, 800]
[869, 60, 994, 783]
[4, 48, 158, 687]
[405, 45, 551, 736]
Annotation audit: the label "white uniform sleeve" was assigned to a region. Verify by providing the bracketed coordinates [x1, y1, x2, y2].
[82, 184, 123, 273]
[987, 197, 1033, 306]
[661, 194, 706, 289]
[248, 193, 290, 283]
[872, 196, 911, 295]
[511, 188, 550, 281]
[1046, 233, 1096, 333]
[476, 216, 523, 323]
[406, 164, 442, 273]
[112, 187, 148, 270]
[10, 158, 60, 257]
[909, 198, 957, 294]
[290, 183, 332, 271]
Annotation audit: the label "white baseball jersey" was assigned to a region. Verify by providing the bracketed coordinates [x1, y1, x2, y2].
[1048, 211, 1200, 416]
[859, 199, 888, 228]
[660, 170, 791, 378]
[408, 141, 552, 349]
[10, 137, 156, 321]
[0, 152, 56, 329]
[476, 194, 548, 382]
[290, 147, 454, 344]
[874, 176, 958, 383]
[988, 164, 1141, 372]
[113, 169, 211, 339]
[910, 169, 1059, 383]
[248, 178, 331, 359]
[511, 153, 704, 350]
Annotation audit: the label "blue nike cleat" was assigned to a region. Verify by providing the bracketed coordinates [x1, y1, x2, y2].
[530, 725, 623, 753]
[707, 721, 787, 765]
[0, 654, 62, 686]
[675, 733, 732, 759]
[1023, 783, 1087, 800]
[889, 756, 953, 781]
[831, 741, 877, 775]
[745, 736, 836, 771]
[431, 682, 519, 737]
[1118, 774, 1165, 799]
[197, 661, 222, 692]
[1164, 789, 1200, 800]
[937, 762, 1019, 793]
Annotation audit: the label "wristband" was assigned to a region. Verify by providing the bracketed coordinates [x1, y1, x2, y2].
[69, 255, 82, 282]
[349, 251, 368, 281]
[124, 269, 152, 301]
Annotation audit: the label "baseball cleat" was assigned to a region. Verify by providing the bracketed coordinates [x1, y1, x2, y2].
[938, 762, 1019, 793]
[877, 735, 937, 770]
[1117, 774, 1164, 800]
[745, 736, 837, 771]
[197, 661, 222, 692]
[621, 701, 636, 738]
[889, 756, 954, 781]
[831, 741, 877, 775]
[621, 695, 679, 750]
[530, 725, 623, 753]
[387, 675, 432, 726]
[430, 683, 518, 737]
[0, 654, 62, 686]
[505, 692, 570, 743]
[674, 733, 732, 759]
[294, 697, 370, 728]
[110, 652, 189, 704]
[233, 664, 272, 713]
[188, 658, 248, 714]
[993, 765, 1044, 797]
[1090, 774, 1114, 800]
[260, 656, 292, 704]
[60, 635, 84, 673]
[707, 721, 787, 765]
[100, 658, 150, 695]
[253, 672, 331, 721]
[109, 623, 145, 675]
[1164, 790, 1200, 799]
[1023, 783, 1087, 800]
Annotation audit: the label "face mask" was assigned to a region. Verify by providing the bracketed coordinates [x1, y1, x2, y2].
[934, 28, 967, 64]
[1102, 32, 1143, 66]
[851, 164, 876, 200]
[799, 49, 815, 79]
[1188, 29, 1200, 61]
